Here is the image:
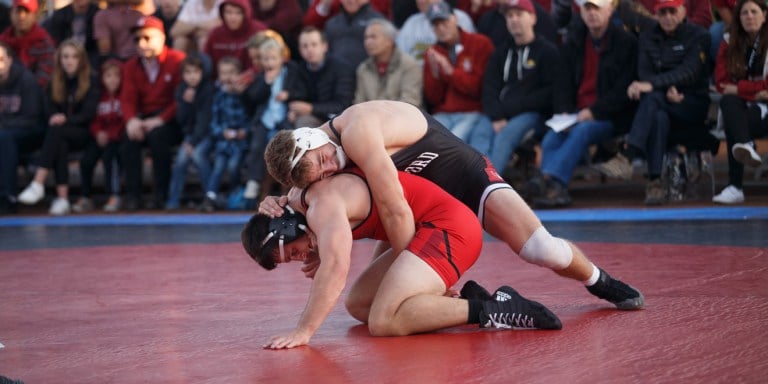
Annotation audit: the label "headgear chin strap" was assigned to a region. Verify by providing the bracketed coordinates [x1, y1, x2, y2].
[260, 206, 308, 262]
[290, 127, 347, 171]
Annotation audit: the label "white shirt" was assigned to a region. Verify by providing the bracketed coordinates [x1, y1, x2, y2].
[395, 10, 476, 65]
[177, 0, 223, 25]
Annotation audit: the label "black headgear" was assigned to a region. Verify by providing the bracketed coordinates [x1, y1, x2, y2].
[260, 206, 308, 262]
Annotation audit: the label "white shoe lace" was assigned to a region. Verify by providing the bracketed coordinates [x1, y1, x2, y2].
[487, 312, 535, 329]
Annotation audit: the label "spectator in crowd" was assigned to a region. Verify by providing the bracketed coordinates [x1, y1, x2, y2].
[551, 0, 656, 34]
[154, 0, 182, 48]
[233, 29, 289, 92]
[710, 0, 737, 67]
[354, 18, 422, 106]
[482, 0, 559, 172]
[242, 38, 306, 201]
[636, 0, 713, 29]
[455, 0, 497, 24]
[0, 41, 43, 215]
[200, 56, 250, 212]
[594, 0, 712, 205]
[76, 59, 125, 213]
[17, 40, 100, 215]
[93, 0, 145, 62]
[712, 0, 768, 204]
[42, 0, 100, 67]
[423, 1, 494, 154]
[0, 0, 55, 88]
[303, 0, 392, 29]
[289, 26, 354, 128]
[204, 0, 266, 74]
[170, 0, 222, 53]
[251, 0, 303, 58]
[324, 0, 385, 69]
[120, 16, 185, 210]
[523, 0, 637, 208]
[477, 0, 558, 46]
[166, 53, 215, 211]
[397, 0, 476, 64]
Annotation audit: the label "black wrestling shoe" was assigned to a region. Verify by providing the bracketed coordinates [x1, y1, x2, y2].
[479, 286, 562, 330]
[460, 280, 492, 301]
[586, 268, 645, 310]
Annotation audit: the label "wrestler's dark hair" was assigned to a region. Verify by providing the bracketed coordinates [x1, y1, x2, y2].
[241, 213, 277, 270]
[241, 208, 308, 270]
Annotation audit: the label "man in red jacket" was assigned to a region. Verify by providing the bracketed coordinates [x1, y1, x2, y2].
[422, 1, 494, 155]
[120, 15, 185, 210]
[0, 0, 55, 88]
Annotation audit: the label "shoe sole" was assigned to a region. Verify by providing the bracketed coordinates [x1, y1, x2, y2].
[733, 147, 762, 168]
[614, 290, 645, 310]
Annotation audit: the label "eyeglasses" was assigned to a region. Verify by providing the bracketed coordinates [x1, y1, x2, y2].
[658, 7, 678, 16]
[133, 35, 151, 44]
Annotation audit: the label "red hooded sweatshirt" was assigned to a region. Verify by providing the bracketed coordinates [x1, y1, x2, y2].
[203, 0, 266, 74]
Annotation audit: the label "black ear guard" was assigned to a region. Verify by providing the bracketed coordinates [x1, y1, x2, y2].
[260, 206, 308, 263]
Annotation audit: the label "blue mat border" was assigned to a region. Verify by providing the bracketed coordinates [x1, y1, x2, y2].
[0, 207, 766, 227]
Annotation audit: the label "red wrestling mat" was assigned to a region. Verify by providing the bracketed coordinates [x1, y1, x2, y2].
[1, 241, 766, 383]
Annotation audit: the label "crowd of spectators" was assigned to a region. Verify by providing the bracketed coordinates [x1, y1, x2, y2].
[0, 0, 766, 215]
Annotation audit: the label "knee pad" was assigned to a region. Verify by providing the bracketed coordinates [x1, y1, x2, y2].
[519, 227, 573, 270]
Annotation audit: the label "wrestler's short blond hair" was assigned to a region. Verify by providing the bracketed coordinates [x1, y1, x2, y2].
[265, 130, 316, 189]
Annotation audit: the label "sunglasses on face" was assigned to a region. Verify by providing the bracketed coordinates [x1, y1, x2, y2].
[658, 8, 678, 16]
[134, 35, 152, 44]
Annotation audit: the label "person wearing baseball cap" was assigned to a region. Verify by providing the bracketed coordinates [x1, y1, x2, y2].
[481, 0, 560, 173]
[594, 0, 713, 206]
[0, 0, 56, 88]
[525, 0, 638, 208]
[423, 0, 494, 152]
[396, 0, 476, 64]
[119, 15, 186, 211]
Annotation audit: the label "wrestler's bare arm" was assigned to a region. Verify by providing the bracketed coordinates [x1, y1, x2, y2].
[338, 110, 415, 257]
[286, 176, 369, 343]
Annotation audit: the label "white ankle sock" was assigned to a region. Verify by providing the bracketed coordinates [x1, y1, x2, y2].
[584, 264, 600, 286]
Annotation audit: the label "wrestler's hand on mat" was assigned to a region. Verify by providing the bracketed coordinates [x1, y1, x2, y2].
[258, 195, 288, 217]
[264, 330, 312, 349]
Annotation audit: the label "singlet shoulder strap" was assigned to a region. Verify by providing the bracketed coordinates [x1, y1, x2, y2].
[328, 116, 342, 143]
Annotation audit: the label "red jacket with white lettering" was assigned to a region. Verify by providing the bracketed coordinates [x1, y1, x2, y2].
[423, 29, 494, 114]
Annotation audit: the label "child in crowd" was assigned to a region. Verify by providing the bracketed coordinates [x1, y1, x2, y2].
[200, 56, 250, 212]
[166, 53, 216, 210]
[231, 29, 288, 93]
[203, 0, 265, 75]
[75, 59, 125, 212]
[241, 37, 305, 201]
[17, 39, 100, 215]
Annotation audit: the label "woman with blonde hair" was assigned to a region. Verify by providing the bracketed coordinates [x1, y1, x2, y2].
[17, 39, 100, 215]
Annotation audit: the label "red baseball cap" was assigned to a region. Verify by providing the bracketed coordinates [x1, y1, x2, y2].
[12, 0, 38, 13]
[502, 0, 536, 14]
[654, 0, 685, 12]
[130, 16, 165, 34]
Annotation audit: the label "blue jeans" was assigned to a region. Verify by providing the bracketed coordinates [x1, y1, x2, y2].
[541, 119, 614, 185]
[0, 125, 44, 198]
[207, 142, 245, 195]
[434, 112, 493, 156]
[488, 112, 543, 172]
[167, 138, 212, 208]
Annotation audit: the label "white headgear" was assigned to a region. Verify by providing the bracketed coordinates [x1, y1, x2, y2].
[290, 127, 347, 171]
